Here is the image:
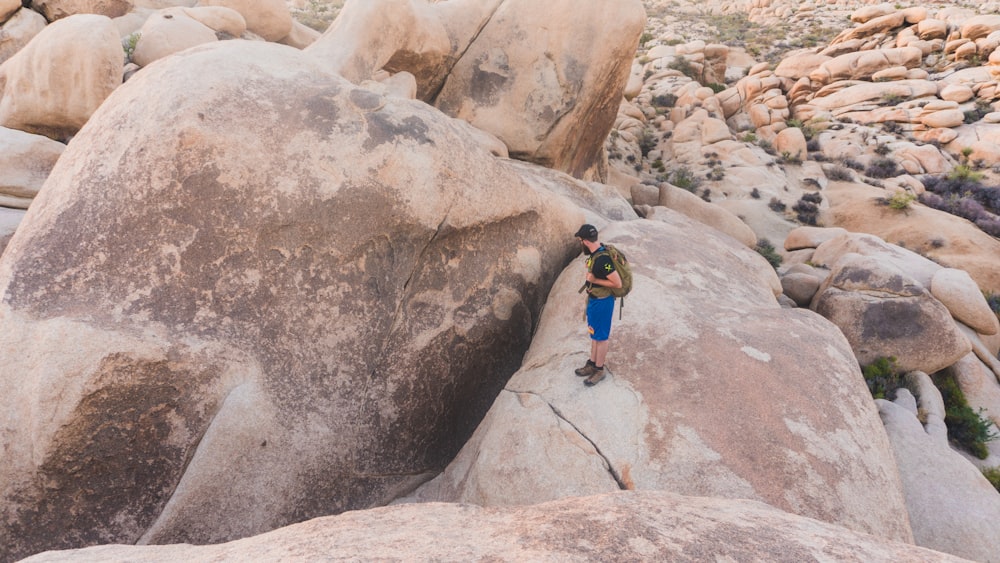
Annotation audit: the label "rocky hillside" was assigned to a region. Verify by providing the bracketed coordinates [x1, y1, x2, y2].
[2, 1, 1000, 562]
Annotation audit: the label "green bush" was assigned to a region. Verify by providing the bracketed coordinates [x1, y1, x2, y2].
[754, 238, 782, 270]
[669, 167, 701, 192]
[861, 357, 903, 400]
[933, 372, 999, 459]
[983, 466, 1000, 493]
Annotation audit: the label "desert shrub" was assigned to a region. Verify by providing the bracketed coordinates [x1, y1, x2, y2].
[754, 238, 783, 269]
[740, 132, 758, 143]
[984, 291, 1000, 320]
[983, 467, 1000, 493]
[777, 151, 802, 165]
[707, 83, 727, 93]
[701, 188, 712, 202]
[122, 32, 141, 64]
[949, 164, 985, 183]
[668, 55, 698, 80]
[639, 31, 654, 47]
[670, 167, 701, 192]
[750, 187, 761, 199]
[638, 128, 657, 158]
[876, 192, 917, 210]
[844, 158, 865, 171]
[964, 100, 992, 124]
[932, 372, 999, 459]
[882, 120, 903, 134]
[874, 143, 891, 156]
[826, 165, 853, 181]
[652, 93, 678, 108]
[865, 157, 901, 179]
[768, 197, 786, 212]
[861, 357, 903, 400]
[757, 139, 776, 155]
[806, 138, 821, 152]
[792, 193, 822, 225]
[707, 166, 725, 181]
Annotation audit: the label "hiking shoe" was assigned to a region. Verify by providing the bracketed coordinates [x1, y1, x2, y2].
[583, 368, 606, 386]
[575, 362, 598, 377]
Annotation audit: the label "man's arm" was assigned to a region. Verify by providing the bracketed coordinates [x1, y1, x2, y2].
[586, 270, 622, 289]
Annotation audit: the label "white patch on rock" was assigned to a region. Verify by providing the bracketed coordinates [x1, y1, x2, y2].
[741, 345, 771, 362]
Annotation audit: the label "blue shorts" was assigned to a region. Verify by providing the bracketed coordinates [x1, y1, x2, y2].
[586, 295, 615, 341]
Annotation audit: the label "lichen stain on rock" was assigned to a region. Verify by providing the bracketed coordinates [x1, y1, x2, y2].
[362, 112, 432, 151]
[1, 353, 218, 561]
[860, 299, 925, 340]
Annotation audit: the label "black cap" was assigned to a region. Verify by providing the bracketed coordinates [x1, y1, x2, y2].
[574, 224, 598, 241]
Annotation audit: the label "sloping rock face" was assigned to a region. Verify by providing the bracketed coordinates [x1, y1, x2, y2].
[21, 491, 966, 563]
[435, 0, 646, 181]
[0, 126, 65, 209]
[408, 216, 914, 543]
[879, 395, 1000, 563]
[0, 41, 581, 560]
[308, 0, 645, 181]
[0, 14, 122, 141]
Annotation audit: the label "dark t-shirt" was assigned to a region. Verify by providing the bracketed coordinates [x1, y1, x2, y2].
[590, 250, 616, 280]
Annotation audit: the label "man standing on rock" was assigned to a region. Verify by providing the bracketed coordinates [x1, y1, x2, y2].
[574, 224, 622, 386]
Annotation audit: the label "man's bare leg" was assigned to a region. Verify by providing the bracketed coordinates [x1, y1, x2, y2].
[593, 340, 609, 368]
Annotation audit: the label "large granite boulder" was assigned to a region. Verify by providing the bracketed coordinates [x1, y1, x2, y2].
[0, 8, 47, 65]
[0, 14, 122, 141]
[812, 253, 971, 374]
[0, 41, 581, 560]
[0, 126, 65, 209]
[879, 390, 1000, 561]
[30, 0, 133, 21]
[195, 0, 290, 41]
[310, 0, 645, 182]
[21, 492, 965, 562]
[407, 216, 914, 543]
[435, 0, 646, 181]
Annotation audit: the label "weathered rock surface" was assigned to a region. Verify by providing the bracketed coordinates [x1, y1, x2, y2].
[21, 491, 968, 563]
[435, 0, 646, 181]
[879, 396, 1000, 563]
[930, 268, 1000, 336]
[30, 0, 133, 21]
[0, 126, 65, 209]
[0, 8, 48, 65]
[131, 8, 219, 67]
[408, 217, 913, 543]
[0, 40, 582, 560]
[196, 0, 291, 41]
[811, 253, 970, 374]
[0, 14, 122, 141]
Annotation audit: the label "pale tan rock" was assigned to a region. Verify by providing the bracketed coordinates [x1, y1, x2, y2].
[835, 11, 906, 43]
[0, 41, 583, 559]
[0, 126, 65, 208]
[180, 5, 245, 36]
[822, 181, 1000, 294]
[812, 253, 971, 374]
[656, 186, 757, 248]
[781, 272, 822, 307]
[774, 126, 806, 160]
[278, 20, 320, 48]
[811, 47, 923, 84]
[961, 14, 1000, 41]
[879, 398, 1000, 563]
[967, 140, 1000, 166]
[912, 127, 958, 145]
[410, 217, 912, 543]
[939, 83, 974, 103]
[701, 116, 731, 144]
[920, 109, 965, 129]
[18, 492, 966, 563]
[952, 41, 978, 61]
[196, 0, 290, 41]
[0, 14, 123, 141]
[872, 66, 908, 82]
[31, 0, 133, 21]
[774, 52, 831, 80]
[916, 18, 948, 40]
[810, 80, 938, 111]
[784, 226, 849, 251]
[931, 268, 1000, 336]
[0, 7, 47, 65]
[851, 3, 895, 24]
[0, 0, 18, 23]
[131, 8, 218, 67]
